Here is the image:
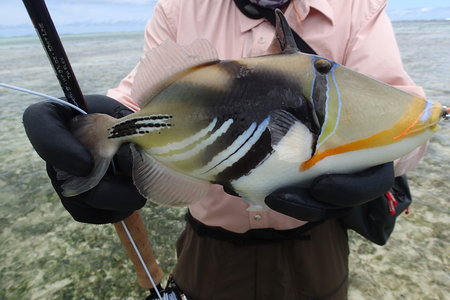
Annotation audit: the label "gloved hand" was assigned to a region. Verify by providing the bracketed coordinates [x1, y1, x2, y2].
[145, 284, 164, 300]
[23, 95, 146, 224]
[145, 276, 188, 300]
[265, 163, 395, 222]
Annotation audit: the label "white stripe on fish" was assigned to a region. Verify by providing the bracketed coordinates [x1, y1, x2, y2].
[153, 119, 234, 162]
[194, 116, 271, 178]
[150, 118, 218, 155]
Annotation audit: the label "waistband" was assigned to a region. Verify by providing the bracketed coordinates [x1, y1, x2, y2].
[185, 210, 321, 246]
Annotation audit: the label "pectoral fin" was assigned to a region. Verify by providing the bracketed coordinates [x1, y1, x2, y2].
[267, 110, 298, 146]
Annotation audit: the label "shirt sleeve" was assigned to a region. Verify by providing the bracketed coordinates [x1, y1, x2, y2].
[106, 0, 178, 111]
[343, 1, 427, 176]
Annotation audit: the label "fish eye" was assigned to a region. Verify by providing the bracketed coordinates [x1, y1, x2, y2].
[314, 59, 333, 74]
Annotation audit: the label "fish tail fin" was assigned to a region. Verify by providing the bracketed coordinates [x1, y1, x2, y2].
[60, 113, 121, 197]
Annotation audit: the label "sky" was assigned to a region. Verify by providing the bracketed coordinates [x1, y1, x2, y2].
[0, 0, 449, 37]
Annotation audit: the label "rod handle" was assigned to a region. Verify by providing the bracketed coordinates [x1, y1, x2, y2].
[114, 211, 164, 289]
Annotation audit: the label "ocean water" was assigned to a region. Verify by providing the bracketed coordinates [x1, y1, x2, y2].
[0, 21, 449, 299]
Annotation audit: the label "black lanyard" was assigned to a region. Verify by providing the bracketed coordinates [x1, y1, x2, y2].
[233, 0, 317, 55]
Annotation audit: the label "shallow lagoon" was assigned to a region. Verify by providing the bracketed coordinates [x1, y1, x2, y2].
[0, 21, 449, 299]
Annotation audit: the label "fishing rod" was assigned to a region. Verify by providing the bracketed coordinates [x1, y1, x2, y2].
[22, 0, 86, 110]
[20, 0, 164, 298]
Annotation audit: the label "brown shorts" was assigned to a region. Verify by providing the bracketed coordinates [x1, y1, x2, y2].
[173, 218, 349, 300]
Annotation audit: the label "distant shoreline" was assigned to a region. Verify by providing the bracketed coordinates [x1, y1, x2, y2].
[0, 30, 144, 39]
[0, 19, 449, 39]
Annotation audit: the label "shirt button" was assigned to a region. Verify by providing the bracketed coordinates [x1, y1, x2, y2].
[254, 214, 262, 221]
[258, 37, 266, 44]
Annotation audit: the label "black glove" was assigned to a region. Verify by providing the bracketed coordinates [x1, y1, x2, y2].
[145, 276, 189, 300]
[265, 163, 395, 222]
[23, 95, 146, 224]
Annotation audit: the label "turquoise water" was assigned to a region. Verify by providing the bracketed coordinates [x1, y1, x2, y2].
[0, 21, 449, 299]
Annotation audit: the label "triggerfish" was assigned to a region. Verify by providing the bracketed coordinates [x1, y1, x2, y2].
[61, 10, 446, 211]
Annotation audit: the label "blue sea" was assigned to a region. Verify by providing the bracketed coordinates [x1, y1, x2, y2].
[0, 20, 449, 299]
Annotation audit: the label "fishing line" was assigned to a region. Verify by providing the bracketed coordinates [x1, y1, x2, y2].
[120, 220, 164, 300]
[0, 82, 87, 115]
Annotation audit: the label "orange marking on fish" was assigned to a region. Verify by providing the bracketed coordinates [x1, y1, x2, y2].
[393, 111, 423, 141]
[300, 98, 436, 171]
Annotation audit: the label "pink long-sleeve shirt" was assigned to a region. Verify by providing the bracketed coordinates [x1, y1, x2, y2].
[107, 0, 427, 233]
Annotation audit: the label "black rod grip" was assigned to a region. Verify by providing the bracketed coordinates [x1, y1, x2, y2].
[22, 0, 87, 111]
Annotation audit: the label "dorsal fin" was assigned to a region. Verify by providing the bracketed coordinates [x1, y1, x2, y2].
[274, 8, 298, 54]
[131, 39, 219, 108]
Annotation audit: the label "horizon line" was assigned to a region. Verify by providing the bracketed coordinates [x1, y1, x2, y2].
[1, 18, 449, 38]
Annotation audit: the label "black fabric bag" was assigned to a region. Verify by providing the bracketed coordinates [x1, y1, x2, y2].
[234, 0, 413, 245]
[339, 175, 412, 245]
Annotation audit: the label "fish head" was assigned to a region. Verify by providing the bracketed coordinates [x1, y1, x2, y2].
[272, 9, 442, 172]
[287, 52, 443, 171]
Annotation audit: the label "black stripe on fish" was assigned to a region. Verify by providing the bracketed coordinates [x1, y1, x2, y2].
[108, 115, 173, 138]
[195, 118, 250, 167]
[214, 129, 273, 182]
[217, 59, 320, 139]
[202, 121, 259, 174]
[308, 58, 333, 153]
[311, 68, 328, 130]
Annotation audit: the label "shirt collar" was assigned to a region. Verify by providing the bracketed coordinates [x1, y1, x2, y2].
[238, 0, 334, 33]
[294, 0, 334, 23]
[238, 9, 266, 33]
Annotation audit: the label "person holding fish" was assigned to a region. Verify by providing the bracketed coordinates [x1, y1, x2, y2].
[23, 0, 448, 299]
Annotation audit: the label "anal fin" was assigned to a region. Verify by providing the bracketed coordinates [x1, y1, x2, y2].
[131, 145, 211, 207]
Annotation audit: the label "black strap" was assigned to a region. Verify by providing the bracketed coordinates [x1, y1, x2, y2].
[233, 0, 317, 55]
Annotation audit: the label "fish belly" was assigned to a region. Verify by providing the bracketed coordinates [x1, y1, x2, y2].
[232, 126, 434, 211]
[231, 121, 315, 211]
